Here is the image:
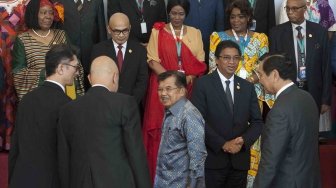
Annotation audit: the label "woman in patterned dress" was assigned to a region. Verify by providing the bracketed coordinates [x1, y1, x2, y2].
[11, 0, 84, 101]
[208, 0, 274, 187]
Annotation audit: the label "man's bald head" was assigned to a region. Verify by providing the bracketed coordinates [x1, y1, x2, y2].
[108, 13, 131, 45]
[89, 56, 119, 92]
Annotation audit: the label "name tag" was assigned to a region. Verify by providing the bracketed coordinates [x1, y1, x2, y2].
[298, 66, 306, 80]
[141, 22, 147, 34]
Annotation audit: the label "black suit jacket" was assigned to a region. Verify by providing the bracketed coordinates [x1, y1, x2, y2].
[57, 86, 151, 188]
[108, 0, 167, 43]
[254, 85, 320, 188]
[53, 0, 107, 73]
[191, 71, 263, 170]
[254, 0, 275, 35]
[269, 21, 331, 109]
[91, 39, 148, 103]
[9, 81, 71, 188]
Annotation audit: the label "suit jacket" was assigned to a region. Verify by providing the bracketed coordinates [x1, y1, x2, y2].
[108, 0, 167, 43]
[191, 71, 263, 170]
[57, 86, 151, 188]
[9, 81, 71, 188]
[254, 85, 320, 188]
[53, 0, 107, 73]
[91, 39, 148, 103]
[254, 0, 275, 35]
[269, 21, 332, 109]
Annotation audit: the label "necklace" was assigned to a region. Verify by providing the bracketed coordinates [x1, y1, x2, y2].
[32, 29, 51, 38]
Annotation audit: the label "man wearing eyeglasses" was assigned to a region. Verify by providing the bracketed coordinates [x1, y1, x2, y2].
[191, 40, 263, 188]
[155, 70, 207, 188]
[91, 13, 148, 104]
[269, 0, 331, 115]
[9, 44, 79, 188]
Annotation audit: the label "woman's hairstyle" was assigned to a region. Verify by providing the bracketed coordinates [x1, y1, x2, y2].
[167, 0, 190, 17]
[25, 0, 61, 29]
[226, 0, 254, 29]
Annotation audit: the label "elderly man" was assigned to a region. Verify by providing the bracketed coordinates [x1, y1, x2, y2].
[269, 0, 331, 114]
[254, 54, 320, 188]
[91, 13, 148, 104]
[154, 71, 207, 188]
[58, 56, 150, 188]
[191, 40, 263, 188]
[9, 44, 79, 188]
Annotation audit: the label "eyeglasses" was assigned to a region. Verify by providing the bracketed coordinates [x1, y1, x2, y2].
[111, 29, 130, 36]
[63, 63, 80, 71]
[169, 11, 186, 18]
[157, 87, 179, 93]
[284, 5, 306, 12]
[229, 14, 247, 20]
[218, 55, 241, 63]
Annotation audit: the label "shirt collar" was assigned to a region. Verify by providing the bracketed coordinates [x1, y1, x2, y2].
[166, 97, 187, 116]
[45, 80, 65, 92]
[275, 82, 294, 99]
[291, 20, 306, 32]
[91, 84, 110, 91]
[112, 40, 127, 49]
[217, 69, 234, 82]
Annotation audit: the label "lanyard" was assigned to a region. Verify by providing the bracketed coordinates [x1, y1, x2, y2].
[170, 23, 184, 70]
[232, 29, 249, 52]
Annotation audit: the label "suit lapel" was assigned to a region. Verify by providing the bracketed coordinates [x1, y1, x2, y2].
[233, 76, 242, 119]
[108, 40, 119, 68]
[121, 41, 133, 74]
[210, 71, 233, 115]
[130, 0, 142, 17]
[306, 21, 314, 69]
[285, 22, 296, 62]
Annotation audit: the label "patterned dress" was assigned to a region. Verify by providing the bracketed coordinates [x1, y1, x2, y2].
[0, 0, 29, 150]
[12, 29, 85, 101]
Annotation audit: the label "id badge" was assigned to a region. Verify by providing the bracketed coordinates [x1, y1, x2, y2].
[141, 22, 147, 34]
[250, 19, 257, 31]
[298, 66, 306, 80]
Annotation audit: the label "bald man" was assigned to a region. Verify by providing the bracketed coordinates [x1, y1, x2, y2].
[91, 13, 148, 104]
[269, 0, 331, 114]
[57, 56, 151, 188]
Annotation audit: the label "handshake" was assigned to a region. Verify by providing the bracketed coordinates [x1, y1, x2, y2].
[222, 137, 244, 154]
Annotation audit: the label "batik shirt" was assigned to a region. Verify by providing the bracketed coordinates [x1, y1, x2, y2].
[154, 98, 207, 188]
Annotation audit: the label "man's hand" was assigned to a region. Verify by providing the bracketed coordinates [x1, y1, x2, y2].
[222, 137, 244, 154]
[320, 104, 330, 114]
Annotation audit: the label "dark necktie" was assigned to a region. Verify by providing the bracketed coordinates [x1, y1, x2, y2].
[296, 26, 305, 80]
[75, 0, 83, 11]
[117, 45, 123, 71]
[225, 80, 234, 113]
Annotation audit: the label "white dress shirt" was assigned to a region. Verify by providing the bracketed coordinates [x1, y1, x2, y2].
[275, 82, 294, 99]
[45, 80, 65, 93]
[217, 69, 234, 103]
[113, 40, 127, 59]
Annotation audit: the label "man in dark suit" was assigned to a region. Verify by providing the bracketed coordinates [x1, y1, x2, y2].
[57, 56, 151, 188]
[52, 0, 107, 89]
[91, 13, 148, 104]
[254, 54, 320, 188]
[108, 0, 167, 45]
[9, 44, 79, 188]
[269, 0, 331, 113]
[191, 40, 263, 188]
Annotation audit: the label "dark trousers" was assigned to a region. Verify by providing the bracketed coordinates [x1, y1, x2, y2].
[205, 167, 247, 188]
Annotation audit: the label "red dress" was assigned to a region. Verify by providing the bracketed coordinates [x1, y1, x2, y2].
[142, 22, 206, 181]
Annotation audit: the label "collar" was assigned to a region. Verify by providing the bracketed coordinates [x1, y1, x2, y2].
[217, 69, 234, 83]
[166, 97, 187, 116]
[291, 20, 306, 32]
[276, 82, 294, 99]
[45, 80, 65, 92]
[91, 84, 110, 91]
[112, 40, 127, 49]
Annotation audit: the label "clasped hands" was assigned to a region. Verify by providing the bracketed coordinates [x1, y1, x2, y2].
[222, 137, 244, 154]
